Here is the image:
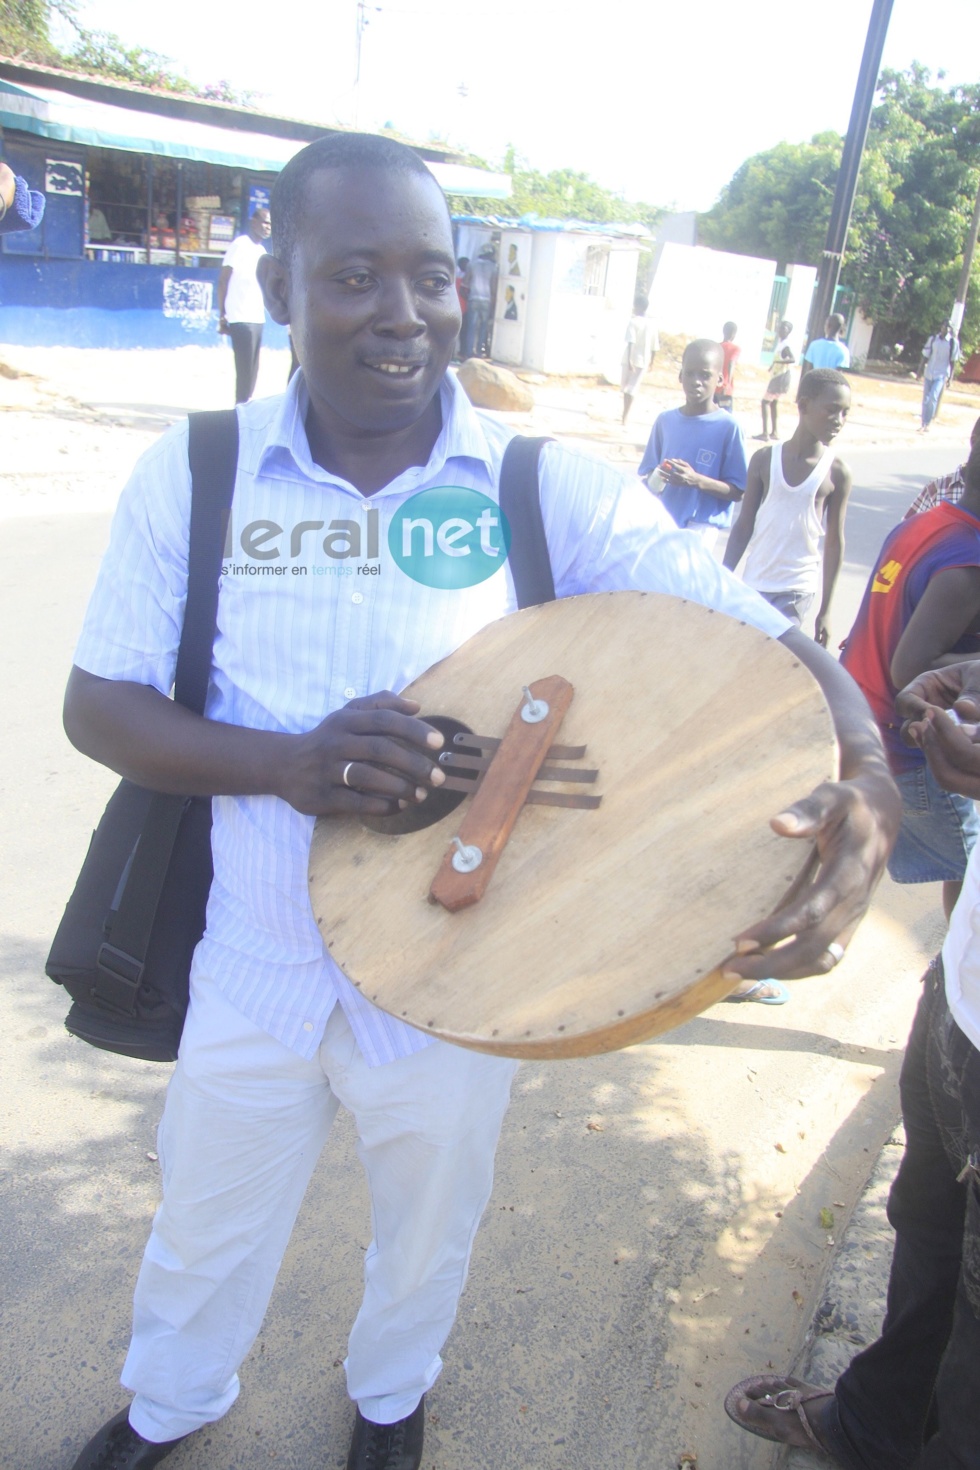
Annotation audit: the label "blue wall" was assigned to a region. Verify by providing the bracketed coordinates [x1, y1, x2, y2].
[0, 258, 289, 349]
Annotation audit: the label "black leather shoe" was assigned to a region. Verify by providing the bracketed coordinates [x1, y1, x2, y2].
[71, 1408, 191, 1469]
[346, 1396, 425, 1470]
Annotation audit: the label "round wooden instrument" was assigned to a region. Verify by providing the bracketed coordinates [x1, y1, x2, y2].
[308, 592, 836, 1059]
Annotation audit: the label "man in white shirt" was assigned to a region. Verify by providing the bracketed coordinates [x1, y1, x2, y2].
[919, 322, 961, 434]
[217, 207, 271, 404]
[63, 133, 900, 1470]
[726, 661, 980, 1468]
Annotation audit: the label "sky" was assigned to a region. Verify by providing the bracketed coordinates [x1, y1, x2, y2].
[54, 0, 980, 213]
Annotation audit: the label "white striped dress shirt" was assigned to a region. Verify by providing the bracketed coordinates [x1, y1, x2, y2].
[74, 371, 788, 1064]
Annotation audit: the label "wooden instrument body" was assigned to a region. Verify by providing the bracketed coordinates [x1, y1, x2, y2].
[308, 592, 837, 1059]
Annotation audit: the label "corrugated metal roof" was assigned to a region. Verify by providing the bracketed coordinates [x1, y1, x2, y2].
[0, 78, 511, 197]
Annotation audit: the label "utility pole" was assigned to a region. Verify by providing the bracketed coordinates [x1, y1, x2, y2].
[353, 0, 381, 130]
[805, 0, 894, 346]
[951, 169, 980, 334]
[354, 0, 366, 129]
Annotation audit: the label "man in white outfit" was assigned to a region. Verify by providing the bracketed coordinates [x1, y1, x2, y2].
[62, 135, 898, 1470]
[217, 207, 271, 404]
[724, 368, 853, 648]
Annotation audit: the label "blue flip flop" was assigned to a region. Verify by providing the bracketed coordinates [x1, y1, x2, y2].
[724, 979, 789, 1005]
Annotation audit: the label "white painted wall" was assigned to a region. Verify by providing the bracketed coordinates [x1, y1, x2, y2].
[529, 235, 639, 376]
[849, 308, 875, 364]
[783, 264, 818, 357]
[648, 242, 777, 361]
[520, 232, 556, 371]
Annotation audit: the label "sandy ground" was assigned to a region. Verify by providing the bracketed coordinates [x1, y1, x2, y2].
[0, 342, 968, 1469]
[0, 335, 977, 521]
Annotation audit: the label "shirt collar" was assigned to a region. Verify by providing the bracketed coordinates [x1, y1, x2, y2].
[255, 367, 495, 496]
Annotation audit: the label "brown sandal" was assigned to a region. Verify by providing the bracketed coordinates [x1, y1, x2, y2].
[724, 1374, 839, 1457]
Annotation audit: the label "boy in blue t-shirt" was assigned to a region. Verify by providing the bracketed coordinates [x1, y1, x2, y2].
[638, 339, 748, 549]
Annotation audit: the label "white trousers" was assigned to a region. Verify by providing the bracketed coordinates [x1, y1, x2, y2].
[122, 975, 518, 1444]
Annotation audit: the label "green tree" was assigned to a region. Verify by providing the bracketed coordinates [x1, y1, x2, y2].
[0, 0, 76, 63]
[0, 0, 252, 105]
[701, 66, 980, 354]
[445, 146, 663, 234]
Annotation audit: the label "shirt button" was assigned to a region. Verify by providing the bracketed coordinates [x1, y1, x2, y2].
[344, 686, 357, 700]
[303, 1021, 314, 1033]
[352, 592, 364, 604]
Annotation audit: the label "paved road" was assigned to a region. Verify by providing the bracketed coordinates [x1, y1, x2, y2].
[0, 441, 959, 1470]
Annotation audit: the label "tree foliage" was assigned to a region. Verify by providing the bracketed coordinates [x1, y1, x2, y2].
[0, 0, 74, 63]
[0, 0, 252, 104]
[701, 66, 980, 354]
[445, 146, 663, 234]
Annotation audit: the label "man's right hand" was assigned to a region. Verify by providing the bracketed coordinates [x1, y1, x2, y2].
[277, 692, 446, 817]
[218, 314, 230, 335]
[897, 661, 980, 800]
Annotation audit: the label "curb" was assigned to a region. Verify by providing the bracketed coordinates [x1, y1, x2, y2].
[783, 1124, 905, 1468]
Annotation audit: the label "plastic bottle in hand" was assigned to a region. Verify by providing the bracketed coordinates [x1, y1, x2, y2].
[647, 460, 671, 495]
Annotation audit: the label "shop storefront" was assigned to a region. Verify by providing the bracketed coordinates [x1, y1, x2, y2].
[0, 64, 510, 348]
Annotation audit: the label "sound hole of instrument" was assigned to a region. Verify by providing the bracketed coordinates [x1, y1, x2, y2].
[360, 715, 479, 836]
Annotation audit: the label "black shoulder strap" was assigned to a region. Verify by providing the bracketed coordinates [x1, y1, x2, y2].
[96, 410, 239, 1014]
[498, 435, 556, 608]
[175, 409, 240, 712]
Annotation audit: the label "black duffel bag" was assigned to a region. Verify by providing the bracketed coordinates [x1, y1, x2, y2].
[46, 410, 238, 1062]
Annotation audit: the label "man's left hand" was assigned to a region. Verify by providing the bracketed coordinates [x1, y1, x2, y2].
[721, 769, 899, 982]
[813, 614, 830, 648]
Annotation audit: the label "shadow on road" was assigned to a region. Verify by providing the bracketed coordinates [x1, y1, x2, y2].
[1, 922, 911, 1470]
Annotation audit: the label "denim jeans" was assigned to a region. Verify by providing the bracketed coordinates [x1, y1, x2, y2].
[823, 959, 980, 1469]
[463, 298, 491, 358]
[921, 375, 946, 429]
[888, 763, 980, 884]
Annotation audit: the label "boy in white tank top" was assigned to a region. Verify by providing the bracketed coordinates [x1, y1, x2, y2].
[724, 368, 852, 647]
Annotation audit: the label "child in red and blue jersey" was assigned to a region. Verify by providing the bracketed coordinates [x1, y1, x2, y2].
[841, 438, 980, 916]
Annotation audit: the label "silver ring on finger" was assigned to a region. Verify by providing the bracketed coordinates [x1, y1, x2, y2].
[341, 761, 356, 790]
[825, 941, 846, 967]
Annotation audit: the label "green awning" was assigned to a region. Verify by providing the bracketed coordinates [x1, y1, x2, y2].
[0, 78, 512, 197]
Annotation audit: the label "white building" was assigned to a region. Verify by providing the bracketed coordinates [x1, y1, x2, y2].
[454, 217, 645, 378]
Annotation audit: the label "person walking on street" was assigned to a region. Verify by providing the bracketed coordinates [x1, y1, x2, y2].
[800, 314, 850, 380]
[919, 322, 960, 433]
[713, 320, 740, 412]
[217, 207, 271, 404]
[462, 247, 495, 359]
[621, 293, 658, 425]
[725, 368, 852, 645]
[758, 320, 796, 441]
